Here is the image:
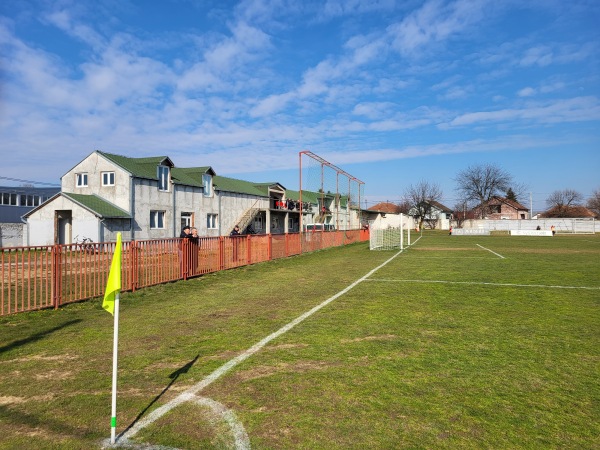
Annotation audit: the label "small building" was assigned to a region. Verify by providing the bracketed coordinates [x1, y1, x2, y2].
[408, 200, 453, 230]
[477, 196, 530, 220]
[0, 186, 60, 247]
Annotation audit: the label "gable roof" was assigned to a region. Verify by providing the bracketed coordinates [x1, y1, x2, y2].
[487, 196, 528, 211]
[98, 151, 217, 188]
[98, 151, 173, 181]
[427, 200, 453, 213]
[368, 202, 402, 214]
[62, 193, 131, 218]
[22, 192, 131, 219]
[541, 205, 597, 218]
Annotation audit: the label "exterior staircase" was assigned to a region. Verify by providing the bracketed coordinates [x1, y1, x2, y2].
[236, 207, 260, 233]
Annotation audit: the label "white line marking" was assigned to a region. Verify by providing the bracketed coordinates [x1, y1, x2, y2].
[365, 278, 600, 290]
[476, 243, 505, 259]
[117, 248, 406, 445]
[195, 396, 250, 450]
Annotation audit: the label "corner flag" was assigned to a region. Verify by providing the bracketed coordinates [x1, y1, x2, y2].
[103, 233, 122, 315]
[103, 232, 123, 445]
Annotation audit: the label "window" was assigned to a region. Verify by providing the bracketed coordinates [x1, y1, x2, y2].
[158, 166, 169, 191]
[150, 210, 165, 229]
[102, 171, 115, 186]
[181, 212, 193, 229]
[207, 213, 218, 229]
[1, 193, 17, 206]
[203, 174, 212, 197]
[76, 173, 88, 187]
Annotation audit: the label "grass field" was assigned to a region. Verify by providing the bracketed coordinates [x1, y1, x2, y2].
[1, 231, 598, 449]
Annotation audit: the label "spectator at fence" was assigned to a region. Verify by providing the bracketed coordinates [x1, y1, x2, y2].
[551, 225, 556, 236]
[179, 226, 192, 277]
[230, 225, 241, 261]
[190, 227, 199, 274]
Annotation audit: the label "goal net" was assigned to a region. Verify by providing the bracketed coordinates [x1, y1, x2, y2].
[299, 151, 364, 232]
[369, 214, 411, 250]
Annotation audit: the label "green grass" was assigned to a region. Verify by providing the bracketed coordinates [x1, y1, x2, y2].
[1, 232, 598, 449]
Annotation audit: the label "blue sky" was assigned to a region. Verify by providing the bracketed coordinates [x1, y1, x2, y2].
[1, 0, 598, 212]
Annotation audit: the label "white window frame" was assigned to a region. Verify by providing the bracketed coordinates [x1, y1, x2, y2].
[207, 213, 218, 229]
[181, 212, 193, 229]
[150, 210, 166, 229]
[76, 173, 88, 187]
[158, 166, 170, 192]
[102, 171, 115, 186]
[203, 174, 212, 197]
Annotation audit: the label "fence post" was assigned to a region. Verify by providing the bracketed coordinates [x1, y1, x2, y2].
[130, 241, 138, 292]
[268, 234, 272, 260]
[246, 235, 251, 264]
[51, 245, 61, 310]
[219, 236, 224, 271]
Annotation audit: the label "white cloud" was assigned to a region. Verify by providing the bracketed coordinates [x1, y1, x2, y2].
[447, 97, 600, 127]
[518, 87, 536, 97]
[388, 0, 489, 57]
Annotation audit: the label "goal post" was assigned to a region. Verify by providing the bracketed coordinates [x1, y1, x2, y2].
[369, 213, 411, 250]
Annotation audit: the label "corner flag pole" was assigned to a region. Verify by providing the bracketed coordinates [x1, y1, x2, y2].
[103, 232, 122, 445]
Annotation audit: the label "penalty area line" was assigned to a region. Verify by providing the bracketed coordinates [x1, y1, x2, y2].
[364, 278, 600, 290]
[117, 247, 406, 445]
[476, 243, 505, 259]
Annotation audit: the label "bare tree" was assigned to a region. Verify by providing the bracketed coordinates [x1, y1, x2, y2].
[397, 200, 411, 214]
[452, 199, 470, 228]
[404, 180, 443, 229]
[455, 164, 513, 218]
[546, 189, 583, 208]
[545, 189, 583, 217]
[586, 188, 600, 217]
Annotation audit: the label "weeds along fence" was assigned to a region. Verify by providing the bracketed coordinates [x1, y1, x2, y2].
[1, 230, 368, 316]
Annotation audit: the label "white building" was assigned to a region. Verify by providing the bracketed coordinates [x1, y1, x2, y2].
[22, 151, 360, 246]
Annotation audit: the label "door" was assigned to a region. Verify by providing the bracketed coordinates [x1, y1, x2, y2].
[55, 210, 72, 244]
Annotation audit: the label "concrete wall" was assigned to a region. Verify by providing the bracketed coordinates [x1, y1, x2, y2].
[62, 152, 132, 212]
[0, 223, 24, 247]
[218, 191, 269, 235]
[26, 195, 99, 246]
[460, 218, 597, 233]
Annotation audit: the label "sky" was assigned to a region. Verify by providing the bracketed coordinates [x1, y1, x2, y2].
[1, 0, 599, 213]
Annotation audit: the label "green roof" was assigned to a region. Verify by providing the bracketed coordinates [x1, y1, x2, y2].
[63, 193, 131, 218]
[213, 176, 268, 197]
[98, 152, 216, 188]
[99, 151, 171, 181]
[172, 167, 215, 188]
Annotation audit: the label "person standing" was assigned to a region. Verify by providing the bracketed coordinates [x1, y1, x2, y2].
[179, 226, 192, 277]
[189, 227, 199, 274]
[551, 225, 556, 236]
[230, 225, 241, 261]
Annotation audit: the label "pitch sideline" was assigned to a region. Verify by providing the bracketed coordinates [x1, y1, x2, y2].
[111, 243, 413, 447]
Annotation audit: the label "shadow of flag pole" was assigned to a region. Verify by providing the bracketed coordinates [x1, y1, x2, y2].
[102, 232, 122, 445]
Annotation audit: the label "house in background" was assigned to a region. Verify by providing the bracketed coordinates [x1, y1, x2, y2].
[475, 196, 530, 220]
[22, 150, 355, 247]
[0, 186, 60, 247]
[409, 200, 453, 230]
[364, 202, 414, 230]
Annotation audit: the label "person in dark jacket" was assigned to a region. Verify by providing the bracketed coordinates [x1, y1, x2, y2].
[179, 226, 192, 277]
[180, 225, 192, 239]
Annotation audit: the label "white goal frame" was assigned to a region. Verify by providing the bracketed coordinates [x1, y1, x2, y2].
[369, 214, 412, 250]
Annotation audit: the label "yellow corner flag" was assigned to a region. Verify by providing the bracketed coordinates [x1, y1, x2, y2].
[103, 233, 122, 315]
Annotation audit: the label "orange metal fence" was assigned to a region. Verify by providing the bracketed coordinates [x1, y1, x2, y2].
[1, 230, 369, 316]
